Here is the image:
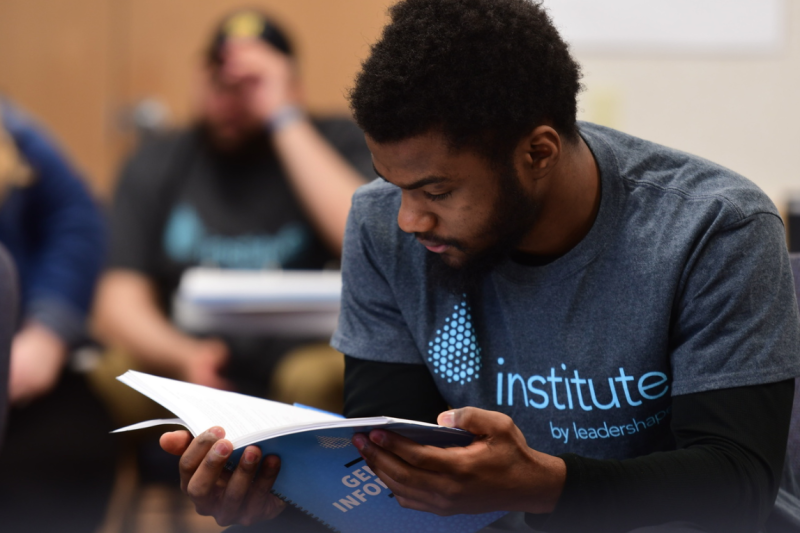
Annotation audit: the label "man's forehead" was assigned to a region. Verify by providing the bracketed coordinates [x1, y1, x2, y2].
[366, 133, 481, 185]
[370, 161, 451, 191]
[366, 132, 446, 162]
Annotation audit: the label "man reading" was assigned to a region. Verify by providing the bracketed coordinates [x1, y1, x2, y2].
[160, 1, 800, 531]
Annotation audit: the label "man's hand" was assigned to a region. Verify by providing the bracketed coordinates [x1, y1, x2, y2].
[160, 427, 286, 526]
[181, 338, 233, 391]
[9, 322, 67, 405]
[219, 38, 298, 122]
[352, 407, 566, 516]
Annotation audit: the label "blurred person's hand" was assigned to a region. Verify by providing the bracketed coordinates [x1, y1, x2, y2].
[161, 427, 285, 526]
[9, 322, 67, 404]
[181, 338, 234, 391]
[219, 38, 300, 122]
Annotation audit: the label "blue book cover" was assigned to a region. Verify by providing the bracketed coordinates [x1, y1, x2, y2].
[237, 424, 506, 533]
[113, 371, 507, 533]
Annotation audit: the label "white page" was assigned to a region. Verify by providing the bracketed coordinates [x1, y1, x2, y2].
[118, 371, 340, 445]
[112, 418, 188, 433]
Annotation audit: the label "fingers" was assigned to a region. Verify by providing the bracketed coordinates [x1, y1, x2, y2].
[160, 430, 193, 456]
[440, 407, 517, 438]
[353, 433, 444, 492]
[240, 455, 286, 523]
[221, 42, 267, 78]
[220, 39, 289, 83]
[214, 445, 262, 526]
[367, 430, 457, 472]
[178, 427, 226, 494]
[352, 435, 455, 515]
[186, 437, 235, 516]
[437, 410, 456, 427]
[175, 432, 285, 526]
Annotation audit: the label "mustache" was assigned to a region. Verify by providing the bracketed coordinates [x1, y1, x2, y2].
[414, 232, 466, 252]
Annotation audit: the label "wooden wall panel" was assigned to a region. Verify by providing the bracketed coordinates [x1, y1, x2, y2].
[122, 0, 390, 131]
[0, 0, 114, 195]
[0, 0, 390, 195]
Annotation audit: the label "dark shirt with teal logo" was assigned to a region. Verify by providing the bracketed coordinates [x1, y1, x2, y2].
[109, 118, 373, 395]
[109, 118, 373, 312]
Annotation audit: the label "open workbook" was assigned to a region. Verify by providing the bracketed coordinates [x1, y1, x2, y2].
[114, 371, 506, 533]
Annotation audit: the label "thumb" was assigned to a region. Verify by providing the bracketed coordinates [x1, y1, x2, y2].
[159, 430, 194, 456]
[438, 407, 516, 437]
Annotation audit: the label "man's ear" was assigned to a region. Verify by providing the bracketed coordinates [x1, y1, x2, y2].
[518, 125, 561, 181]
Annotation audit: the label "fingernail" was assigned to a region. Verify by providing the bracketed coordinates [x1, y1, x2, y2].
[353, 433, 368, 451]
[370, 430, 386, 446]
[243, 450, 257, 465]
[439, 410, 456, 428]
[213, 441, 231, 457]
[210, 427, 225, 439]
[265, 455, 280, 473]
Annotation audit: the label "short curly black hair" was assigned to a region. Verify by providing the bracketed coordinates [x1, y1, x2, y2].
[349, 0, 582, 161]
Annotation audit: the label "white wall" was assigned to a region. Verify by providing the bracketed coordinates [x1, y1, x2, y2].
[565, 1, 799, 214]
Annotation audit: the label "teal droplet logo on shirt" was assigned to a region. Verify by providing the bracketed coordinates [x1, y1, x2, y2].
[163, 202, 311, 269]
[427, 298, 483, 385]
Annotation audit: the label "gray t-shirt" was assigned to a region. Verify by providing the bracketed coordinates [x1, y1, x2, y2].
[332, 122, 800, 461]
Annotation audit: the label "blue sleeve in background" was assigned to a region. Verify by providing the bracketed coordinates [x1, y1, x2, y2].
[0, 100, 107, 346]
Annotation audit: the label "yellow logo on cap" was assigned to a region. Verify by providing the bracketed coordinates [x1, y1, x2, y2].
[223, 12, 264, 39]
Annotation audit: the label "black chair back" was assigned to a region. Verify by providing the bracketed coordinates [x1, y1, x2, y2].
[0, 245, 18, 446]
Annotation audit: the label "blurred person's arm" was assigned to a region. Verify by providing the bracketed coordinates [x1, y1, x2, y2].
[1, 101, 106, 403]
[222, 40, 369, 255]
[271, 119, 369, 255]
[93, 270, 230, 389]
[8, 323, 66, 405]
[92, 135, 231, 390]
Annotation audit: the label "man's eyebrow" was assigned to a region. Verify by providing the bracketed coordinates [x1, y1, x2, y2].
[372, 164, 449, 190]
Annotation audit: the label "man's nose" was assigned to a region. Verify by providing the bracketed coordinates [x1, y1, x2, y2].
[397, 193, 435, 235]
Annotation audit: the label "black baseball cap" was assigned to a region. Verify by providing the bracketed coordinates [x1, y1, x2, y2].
[206, 10, 294, 66]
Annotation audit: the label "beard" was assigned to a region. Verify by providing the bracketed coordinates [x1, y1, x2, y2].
[199, 119, 271, 159]
[424, 165, 541, 296]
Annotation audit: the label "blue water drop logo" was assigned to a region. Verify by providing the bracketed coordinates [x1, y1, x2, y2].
[426, 298, 482, 386]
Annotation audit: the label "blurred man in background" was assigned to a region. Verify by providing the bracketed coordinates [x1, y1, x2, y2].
[94, 10, 371, 404]
[0, 98, 113, 532]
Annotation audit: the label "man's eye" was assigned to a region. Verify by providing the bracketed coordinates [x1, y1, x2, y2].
[424, 191, 452, 202]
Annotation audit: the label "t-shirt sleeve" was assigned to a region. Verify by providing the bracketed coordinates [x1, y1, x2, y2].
[670, 211, 800, 396]
[331, 193, 424, 364]
[107, 143, 168, 276]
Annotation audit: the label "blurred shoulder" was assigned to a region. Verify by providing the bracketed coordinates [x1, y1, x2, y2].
[312, 115, 365, 142]
[117, 128, 199, 192]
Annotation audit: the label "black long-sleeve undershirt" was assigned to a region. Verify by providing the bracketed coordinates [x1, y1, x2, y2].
[343, 355, 793, 533]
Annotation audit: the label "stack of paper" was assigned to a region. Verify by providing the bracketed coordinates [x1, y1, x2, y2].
[173, 268, 342, 336]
